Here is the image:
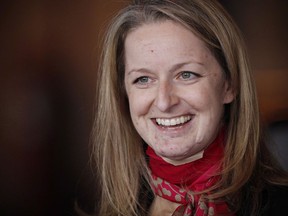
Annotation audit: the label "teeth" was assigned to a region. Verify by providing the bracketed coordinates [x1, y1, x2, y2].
[156, 116, 192, 126]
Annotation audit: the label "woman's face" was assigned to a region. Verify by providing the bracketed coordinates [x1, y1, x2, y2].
[124, 21, 234, 164]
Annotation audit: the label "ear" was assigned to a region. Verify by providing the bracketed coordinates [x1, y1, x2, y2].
[223, 81, 235, 104]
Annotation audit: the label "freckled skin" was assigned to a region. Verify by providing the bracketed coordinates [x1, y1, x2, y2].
[124, 21, 234, 163]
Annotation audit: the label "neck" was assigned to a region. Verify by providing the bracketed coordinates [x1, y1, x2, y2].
[161, 150, 204, 166]
[146, 129, 225, 185]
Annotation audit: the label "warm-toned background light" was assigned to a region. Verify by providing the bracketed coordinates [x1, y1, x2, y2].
[0, 1, 287, 215]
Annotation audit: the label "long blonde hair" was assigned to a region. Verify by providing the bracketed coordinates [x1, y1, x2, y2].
[92, 0, 287, 215]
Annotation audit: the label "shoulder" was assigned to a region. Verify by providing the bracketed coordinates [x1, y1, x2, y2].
[262, 184, 288, 215]
[237, 184, 288, 216]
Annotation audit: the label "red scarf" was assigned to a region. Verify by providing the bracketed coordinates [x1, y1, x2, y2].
[146, 130, 234, 216]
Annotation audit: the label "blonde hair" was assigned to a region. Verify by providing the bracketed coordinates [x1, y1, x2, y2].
[92, 0, 288, 215]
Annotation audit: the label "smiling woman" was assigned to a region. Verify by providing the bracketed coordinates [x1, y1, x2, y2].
[91, 0, 288, 216]
[124, 21, 233, 163]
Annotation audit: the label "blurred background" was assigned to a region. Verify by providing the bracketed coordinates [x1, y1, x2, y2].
[0, 0, 287, 215]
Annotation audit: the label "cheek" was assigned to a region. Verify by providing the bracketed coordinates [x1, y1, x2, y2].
[127, 91, 151, 117]
[182, 87, 211, 108]
[184, 85, 225, 112]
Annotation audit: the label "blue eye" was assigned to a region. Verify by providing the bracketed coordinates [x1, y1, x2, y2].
[134, 76, 149, 84]
[179, 71, 197, 80]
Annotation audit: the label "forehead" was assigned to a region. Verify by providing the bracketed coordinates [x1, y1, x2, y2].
[124, 20, 211, 64]
[125, 20, 201, 44]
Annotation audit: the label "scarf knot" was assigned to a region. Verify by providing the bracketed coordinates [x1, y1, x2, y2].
[150, 172, 226, 216]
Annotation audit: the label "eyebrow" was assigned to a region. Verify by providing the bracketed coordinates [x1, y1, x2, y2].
[127, 61, 204, 75]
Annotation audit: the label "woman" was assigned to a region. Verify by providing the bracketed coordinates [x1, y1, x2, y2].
[92, 0, 288, 215]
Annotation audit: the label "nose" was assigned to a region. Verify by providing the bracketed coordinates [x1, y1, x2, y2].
[154, 80, 179, 112]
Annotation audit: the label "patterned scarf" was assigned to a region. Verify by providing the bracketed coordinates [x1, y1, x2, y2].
[146, 130, 234, 216]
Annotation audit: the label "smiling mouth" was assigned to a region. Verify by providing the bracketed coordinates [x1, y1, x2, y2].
[155, 115, 192, 127]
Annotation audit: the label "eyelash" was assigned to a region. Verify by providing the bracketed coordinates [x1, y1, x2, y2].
[178, 71, 199, 80]
[133, 76, 150, 85]
[132, 71, 199, 86]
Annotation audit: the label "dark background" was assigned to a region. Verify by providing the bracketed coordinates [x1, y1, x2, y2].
[0, 1, 287, 215]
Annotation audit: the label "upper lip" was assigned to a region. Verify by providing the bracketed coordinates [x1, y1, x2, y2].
[151, 114, 193, 120]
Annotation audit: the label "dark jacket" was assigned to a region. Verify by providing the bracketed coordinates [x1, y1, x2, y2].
[237, 185, 288, 216]
[141, 183, 288, 216]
